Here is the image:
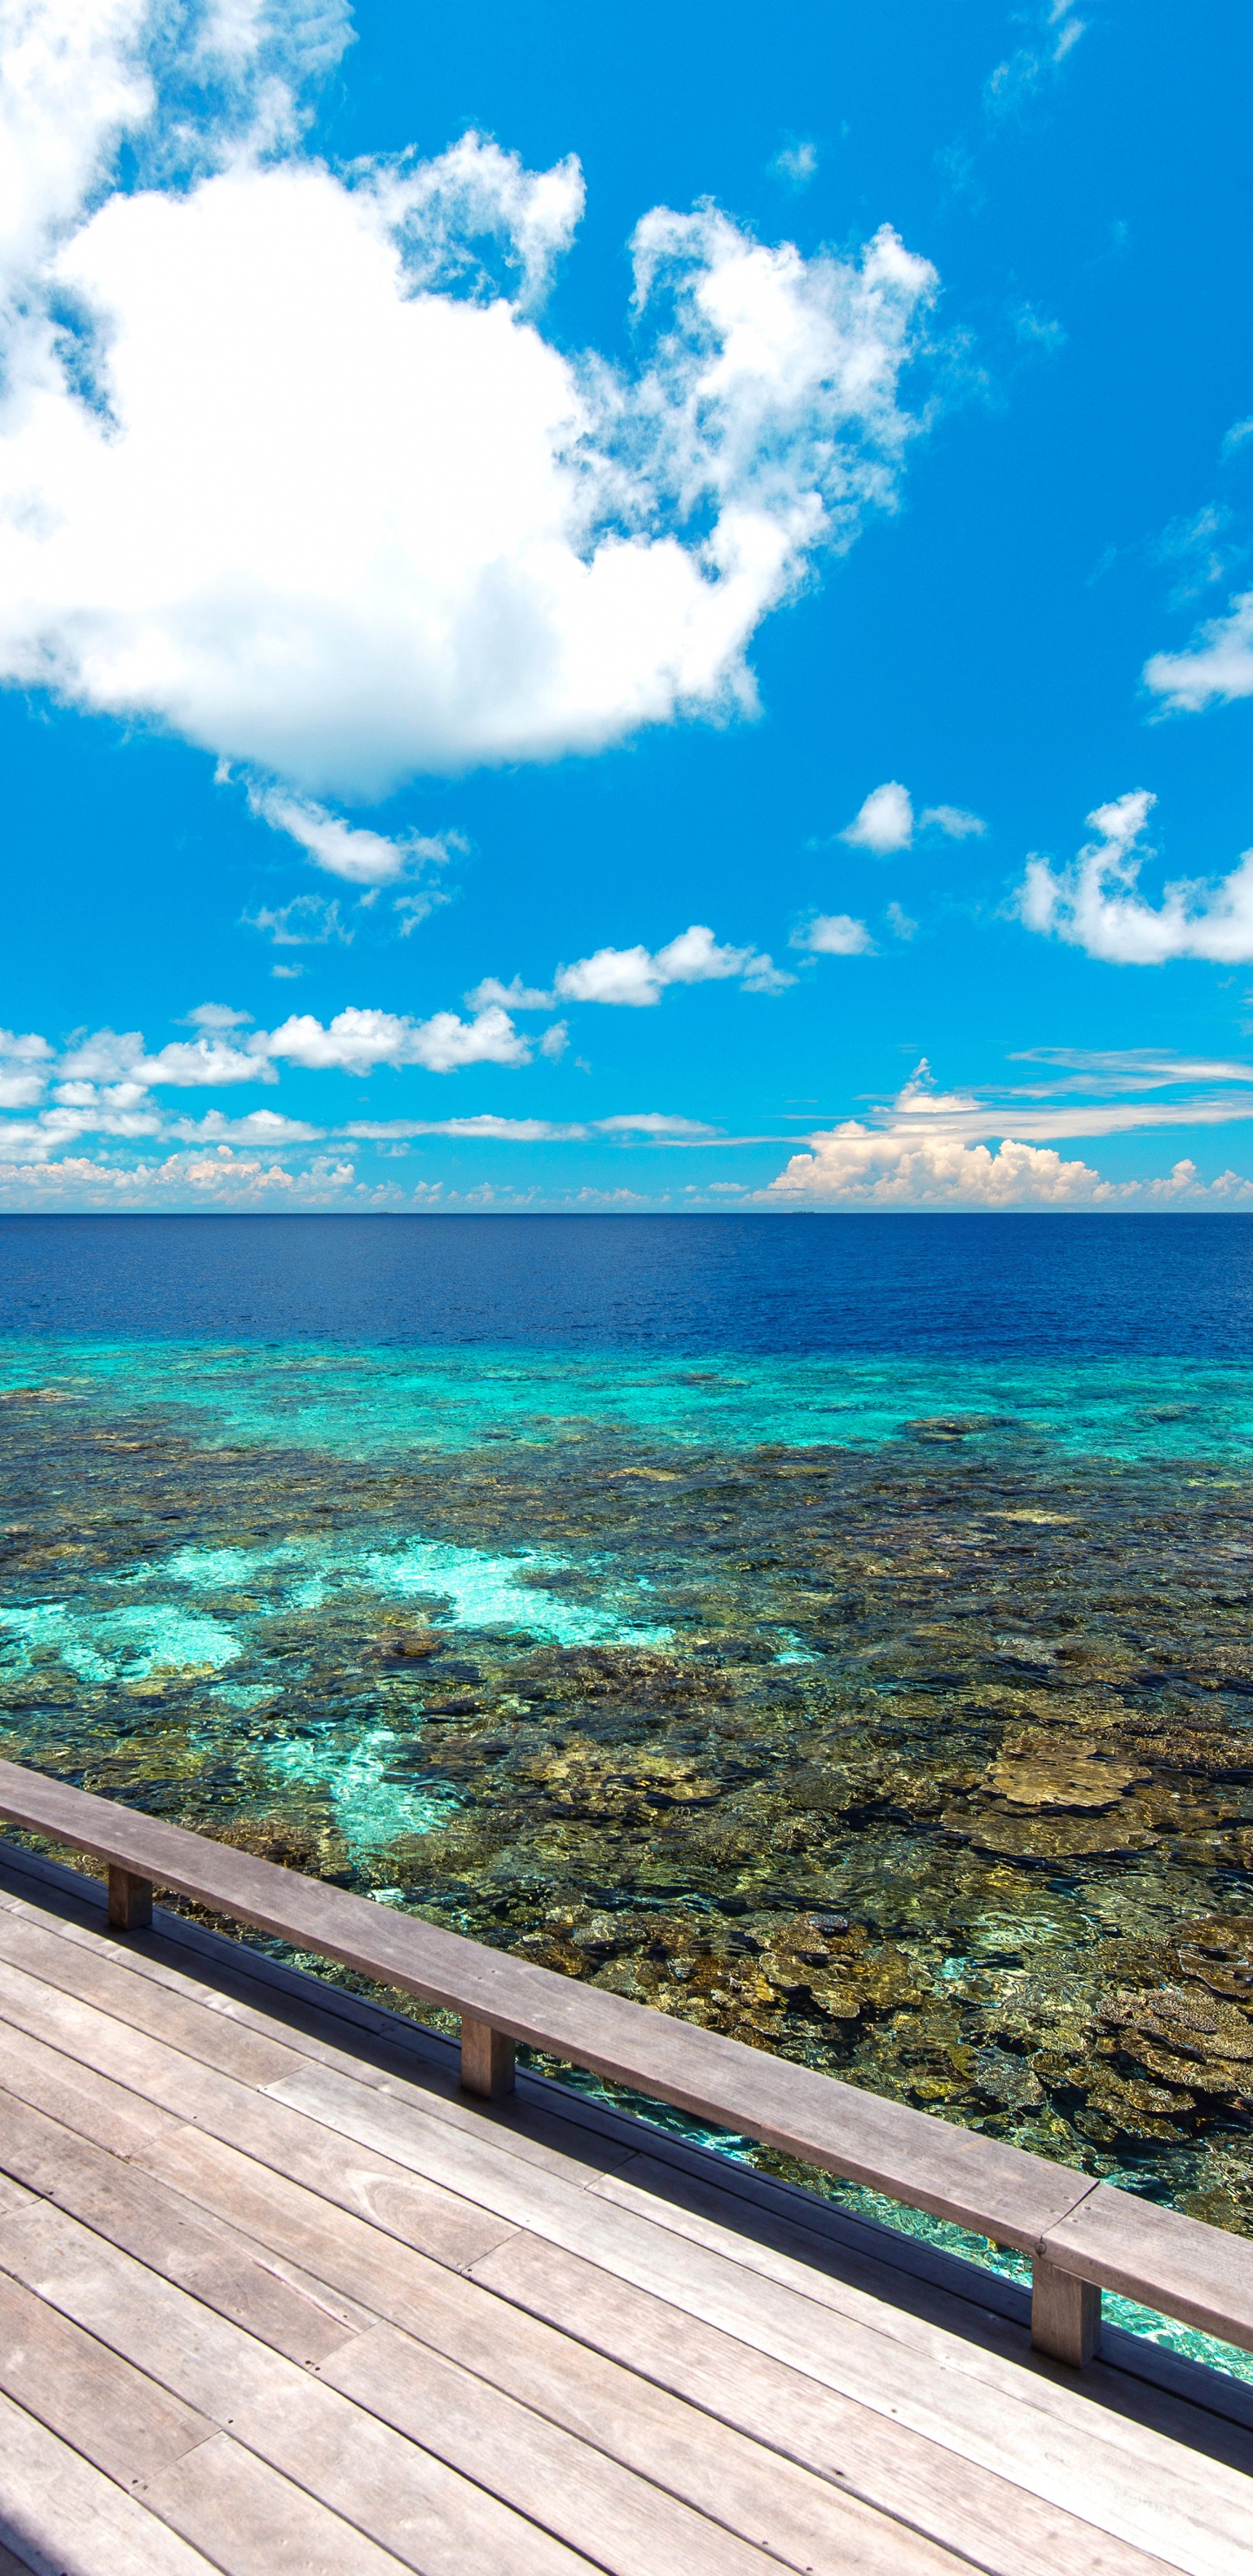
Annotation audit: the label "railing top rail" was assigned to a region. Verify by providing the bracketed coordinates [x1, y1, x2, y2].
[1, 1754, 1250, 2361]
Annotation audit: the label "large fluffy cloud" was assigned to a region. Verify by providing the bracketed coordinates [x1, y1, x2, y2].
[1019, 791, 1253, 964]
[0, 2, 937, 801]
[768, 1126, 1113, 1206]
[764, 1054, 1253, 1207]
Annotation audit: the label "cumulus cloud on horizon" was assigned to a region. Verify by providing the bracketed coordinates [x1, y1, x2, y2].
[0, 1, 939, 805]
[764, 1054, 1253, 1208]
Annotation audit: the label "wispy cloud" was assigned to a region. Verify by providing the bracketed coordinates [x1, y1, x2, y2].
[985, 0, 1086, 118]
[245, 782, 462, 889]
[246, 893, 352, 947]
[768, 139, 818, 190]
[340, 1110, 720, 1144]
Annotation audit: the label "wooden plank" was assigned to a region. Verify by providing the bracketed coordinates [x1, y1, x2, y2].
[137, 2432, 427, 2576]
[0, 2007, 518, 2276]
[0, 1905, 302, 2093]
[321, 2321, 813, 2576]
[0, 2385, 220, 2576]
[1042, 2185, 1253, 2355]
[473, 2229, 1181, 2576]
[0, 2088, 370, 2365]
[134, 2122, 968, 2576]
[3, 1903, 1247, 2576]
[0, 2199, 603, 2576]
[0, 2267, 214, 2486]
[0, 1761, 1104, 2251]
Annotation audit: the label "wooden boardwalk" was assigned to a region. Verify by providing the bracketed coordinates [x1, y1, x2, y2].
[0, 1838, 1250, 2576]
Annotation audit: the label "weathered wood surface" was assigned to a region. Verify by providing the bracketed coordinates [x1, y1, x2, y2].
[6, 1758, 1253, 2374]
[0, 1837, 1250, 2575]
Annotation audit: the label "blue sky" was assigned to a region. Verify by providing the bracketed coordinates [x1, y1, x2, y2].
[3, 0, 1253, 1211]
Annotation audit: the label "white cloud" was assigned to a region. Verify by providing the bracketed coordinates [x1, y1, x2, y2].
[0, 1027, 52, 1108]
[986, 2, 1085, 117]
[841, 780, 913, 853]
[538, 1020, 567, 1060]
[166, 1108, 324, 1144]
[139, 1034, 273, 1084]
[247, 892, 351, 945]
[920, 802, 985, 838]
[1222, 417, 1253, 462]
[183, 999, 251, 1029]
[1012, 302, 1066, 355]
[338, 1108, 715, 1144]
[0, 8, 937, 801]
[837, 783, 986, 853]
[554, 922, 791, 1006]
[465, 974, 555, 1011]
[1013, 1046, 1253, 1092]
[343, 1113, 585, 1144]
[761, 1045, 1253, 1206]
[0, 1144, 356, 1204]
[1019, 789, 1253, 964]
[768, 1125, 1111, 1207]
[768, 141, 818, 190]
[1143, 591, 1253, 713]
[245, 780, 460, 886]
[885, 900, 916, 940]
[1151, 502, 1235, 607]
[793, 912, 874, 956]
[595, 1111, 715, 1136]
[258, 1001, 529, 1072]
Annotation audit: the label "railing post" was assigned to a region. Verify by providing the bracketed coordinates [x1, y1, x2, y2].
[107, 1867, 152, 1933]
[460, 2016, 515, 2099]
[1031, 2256, 1100, 2366]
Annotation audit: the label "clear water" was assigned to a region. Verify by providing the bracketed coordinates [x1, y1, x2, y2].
[3, 1212, 1253, 2386]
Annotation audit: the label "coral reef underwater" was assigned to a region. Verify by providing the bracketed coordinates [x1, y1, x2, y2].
[4, 1360, 1253, 2273]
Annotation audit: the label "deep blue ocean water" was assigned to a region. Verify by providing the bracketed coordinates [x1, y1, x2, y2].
[5, 1212, 1253, 2379]
[4, 1210, 1253, 1357]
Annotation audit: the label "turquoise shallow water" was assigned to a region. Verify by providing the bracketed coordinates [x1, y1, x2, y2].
[6, 1333, 1253, 1464]
[5, 1325, 1253, 2386]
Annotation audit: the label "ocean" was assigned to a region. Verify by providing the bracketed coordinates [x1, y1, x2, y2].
[3, 1210, 1253, 2372]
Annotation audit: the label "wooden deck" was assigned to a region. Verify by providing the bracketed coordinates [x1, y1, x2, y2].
[0, 1845, 1250, 2573]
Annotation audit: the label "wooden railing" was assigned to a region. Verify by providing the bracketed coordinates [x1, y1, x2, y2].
[1, 1753, 1250, 2375]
